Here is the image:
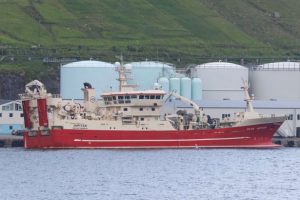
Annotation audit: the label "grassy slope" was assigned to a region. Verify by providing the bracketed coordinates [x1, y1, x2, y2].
[0, 0, 300, 70]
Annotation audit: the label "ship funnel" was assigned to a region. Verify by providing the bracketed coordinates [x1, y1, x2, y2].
[82, 82, 97, 112]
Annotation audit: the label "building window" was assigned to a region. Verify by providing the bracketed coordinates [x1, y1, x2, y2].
[15, 104, 22, 111]
[2, 105, 9, 111]
[297, 114, 300, 120]
[20, 113, 24, 117]
[140, 118, 144, 121]
[139, 108, 143, 111]
[9, 113, 13, 117]
[287, 114, 293, 120]
[151, 108, 155, 111]
[297, 127, 300, 137]
[123, 108, 128, 111]
[9, 125, 13, 130]
[0, 113, 2, 117]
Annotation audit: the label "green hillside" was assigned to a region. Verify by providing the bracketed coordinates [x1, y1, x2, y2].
[1, 0, 300, 67]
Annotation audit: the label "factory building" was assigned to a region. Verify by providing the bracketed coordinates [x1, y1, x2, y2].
[250, 62, 300, 101]
[191, 62, 248, 100]
[0, 100, 24, 135]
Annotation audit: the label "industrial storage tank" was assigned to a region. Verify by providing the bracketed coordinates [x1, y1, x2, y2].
[193, 62, 248, 100]
[169, 77, 180, 94]
[127, 61, 175, 91]
[180, 77, 191, 99]
[158, 77, 169, 93]
[250, 62, 300, 100]
[191, 78, 202, 100]
[60, 61, 118, 99]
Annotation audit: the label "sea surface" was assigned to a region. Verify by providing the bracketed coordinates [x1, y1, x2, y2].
[0, 148, 300, 200]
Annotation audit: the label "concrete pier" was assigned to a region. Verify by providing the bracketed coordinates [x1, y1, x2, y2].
[272, 137, 300, 147]
[0, 135, 24, 147]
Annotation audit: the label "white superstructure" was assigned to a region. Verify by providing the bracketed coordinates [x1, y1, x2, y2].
[164, 99, 299, 137]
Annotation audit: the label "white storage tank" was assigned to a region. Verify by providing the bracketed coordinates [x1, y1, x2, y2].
[191, 78, 202, 100]
[193, 62, 248, 100]
[250, 62, 300, 100]
[60, 61, 118, 99]
[127, 61, 175, 90]
[180, 77, 191, 99]
[158, 77, 169, 93]
[169, 77, 180, 94]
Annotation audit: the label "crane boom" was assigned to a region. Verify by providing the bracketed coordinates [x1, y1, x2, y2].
[164, 91, 202, 117]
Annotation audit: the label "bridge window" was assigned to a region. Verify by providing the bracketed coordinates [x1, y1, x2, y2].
[222, 114, 230, 119]
[107, 96, 113, 101]
[118, 96, 124, 104]
[113, 96, 117, 104]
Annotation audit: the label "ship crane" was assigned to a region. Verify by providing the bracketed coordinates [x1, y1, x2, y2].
[164, 91, 203, 117]
[164, 91, 215, 129]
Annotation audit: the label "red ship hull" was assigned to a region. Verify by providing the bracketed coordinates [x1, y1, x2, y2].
[23, 122, 282, 149]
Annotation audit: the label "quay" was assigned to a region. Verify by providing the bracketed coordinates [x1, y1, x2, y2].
[0, 135, 23, 147]
[0, 135, 300, 148]
[273, 137, 300, 147]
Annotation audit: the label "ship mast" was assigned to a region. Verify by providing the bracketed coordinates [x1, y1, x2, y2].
[240, 79, 260, 119]
[241, 79, 254, 112]
[115, 56, 137, 92]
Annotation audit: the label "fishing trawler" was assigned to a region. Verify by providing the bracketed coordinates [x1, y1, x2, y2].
[19, 62, 285, 149]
